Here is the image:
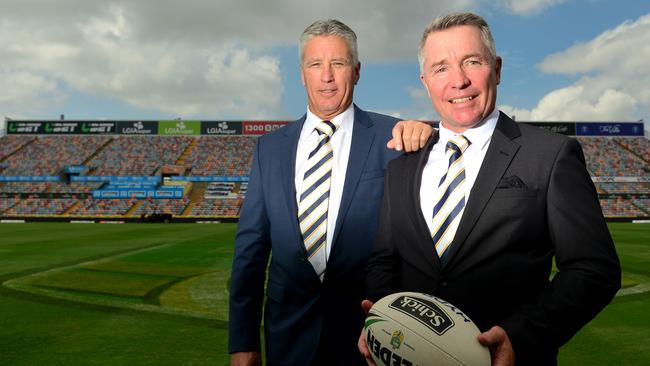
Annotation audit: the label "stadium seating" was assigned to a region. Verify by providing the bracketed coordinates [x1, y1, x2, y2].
[186, 136, 255, 176]
[578, 137, 649, 176]
[1, 136, 111, 176]
[89, 136, 192, 176]
[0, 135, 35, 163]
[4, 198, 78, 216]
[1, 133, 648, 220]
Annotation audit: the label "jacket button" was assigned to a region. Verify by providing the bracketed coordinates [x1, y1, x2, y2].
[441, 281, 448, 287]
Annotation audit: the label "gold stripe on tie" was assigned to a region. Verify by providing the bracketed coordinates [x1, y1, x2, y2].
[298, 120, 337, 281]
[431, 135, 470, 264]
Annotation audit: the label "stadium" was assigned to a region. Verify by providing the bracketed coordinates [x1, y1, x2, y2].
[1, 119, 649, 365]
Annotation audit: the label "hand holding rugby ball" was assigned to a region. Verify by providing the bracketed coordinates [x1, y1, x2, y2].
[364, 292, 490, 366]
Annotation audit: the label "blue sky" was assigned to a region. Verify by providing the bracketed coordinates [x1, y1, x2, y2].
[1, 0, 649, 133]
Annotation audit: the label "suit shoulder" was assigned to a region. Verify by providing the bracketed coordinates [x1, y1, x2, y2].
[364, 111, 399, 130]
[518, 123, 572, 147]
[256, 121, 300, 145]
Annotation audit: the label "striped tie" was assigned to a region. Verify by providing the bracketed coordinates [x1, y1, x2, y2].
[431, 135, 471, 264]
[298, 120, 337, 281]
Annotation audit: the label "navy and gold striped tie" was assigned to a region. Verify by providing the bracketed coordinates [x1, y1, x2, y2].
[431, 135, 471, 264]
[298, 120, 337, 281]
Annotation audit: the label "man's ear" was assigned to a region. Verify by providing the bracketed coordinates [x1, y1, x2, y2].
[420, 74, 432, 99]
[354, 62, 361, 85]
[495, 56, 502, 85]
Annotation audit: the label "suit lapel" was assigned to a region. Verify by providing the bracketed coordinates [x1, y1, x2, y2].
[443, 113, 521, 268]
[331, 106, 374, 246]
[280, 115, 306, 246]
[406, 132, 445, 273]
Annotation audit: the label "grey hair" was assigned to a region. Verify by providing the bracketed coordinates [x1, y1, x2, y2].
[418, 12, 497, 73]
[299, 19, 359, 66]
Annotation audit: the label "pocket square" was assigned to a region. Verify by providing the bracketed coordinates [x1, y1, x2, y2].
[497, 175, 528, 189]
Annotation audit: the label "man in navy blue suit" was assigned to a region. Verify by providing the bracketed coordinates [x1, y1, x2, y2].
[228, 19, 433, 366]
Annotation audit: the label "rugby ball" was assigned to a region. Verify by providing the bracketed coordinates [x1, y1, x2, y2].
[364, 292, 490, 366]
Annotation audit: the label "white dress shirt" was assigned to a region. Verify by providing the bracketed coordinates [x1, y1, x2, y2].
[420, 109, 500, 235]
[295, 104, 354, 261]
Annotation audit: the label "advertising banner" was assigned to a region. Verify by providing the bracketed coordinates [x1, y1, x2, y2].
[71, 176, 161, 183]
[159, 120, 201, 135]
[78, 122, 116, 134]
[0, 176, 60, 182]
[592, 177, 650, 183]
[65, 165, 87, 174]
[576, 122, 644, 136]
[242, 121, 289, 135]
[169, 176, 249, 182]
[527, 122, 576, 135]
[116, 121, 158, 135]
[201, 121, 243, 135]
[93, 187, 184, 199]
[6, 122, 45, 134]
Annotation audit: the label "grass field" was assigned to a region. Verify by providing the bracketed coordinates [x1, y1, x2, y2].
[0, 222, 648, 365]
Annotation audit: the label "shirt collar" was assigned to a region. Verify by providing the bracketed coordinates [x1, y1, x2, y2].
[305, 103, 354, 137]
[438, 109, 499, 151]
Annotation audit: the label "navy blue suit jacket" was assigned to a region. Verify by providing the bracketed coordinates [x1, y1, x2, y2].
[229, 105, 400, 365]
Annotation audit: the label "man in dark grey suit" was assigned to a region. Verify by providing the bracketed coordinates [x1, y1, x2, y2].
[362, 12, 620, 365]
[229, 19, 432, 366]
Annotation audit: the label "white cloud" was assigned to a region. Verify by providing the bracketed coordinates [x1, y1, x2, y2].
[497, 0, 567, 15]
[501, 13, 650, 122]
[0, 0, 486, 118]
[0, 2, 284, 119]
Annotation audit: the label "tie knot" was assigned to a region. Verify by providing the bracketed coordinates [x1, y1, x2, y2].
[446, 135, 471, 154]
[315, 120, 337, 137]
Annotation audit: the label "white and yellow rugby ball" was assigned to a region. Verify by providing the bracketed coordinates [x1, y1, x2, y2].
[364, 292, 490, 366]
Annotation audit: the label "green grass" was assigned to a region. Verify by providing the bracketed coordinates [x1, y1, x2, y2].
[0, 223, 234, 366]
[0, 222, 649, 365]
[558, 222, 650, 365]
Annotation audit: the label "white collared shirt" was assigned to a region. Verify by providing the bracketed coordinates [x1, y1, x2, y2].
[295, 104, 354, 260]
[420, 109, 500, 234]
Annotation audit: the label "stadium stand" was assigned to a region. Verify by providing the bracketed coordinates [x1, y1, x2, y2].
[185, 136, 256, 176]
[4, 198, 78, 216]
[70, 198, 137, 216]
[89, 136, 192, 176]
[1, 136, 111, 176]
[1, 121, 648, 221]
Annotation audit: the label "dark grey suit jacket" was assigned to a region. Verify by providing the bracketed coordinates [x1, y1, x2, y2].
[366, 112, 620, 365]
